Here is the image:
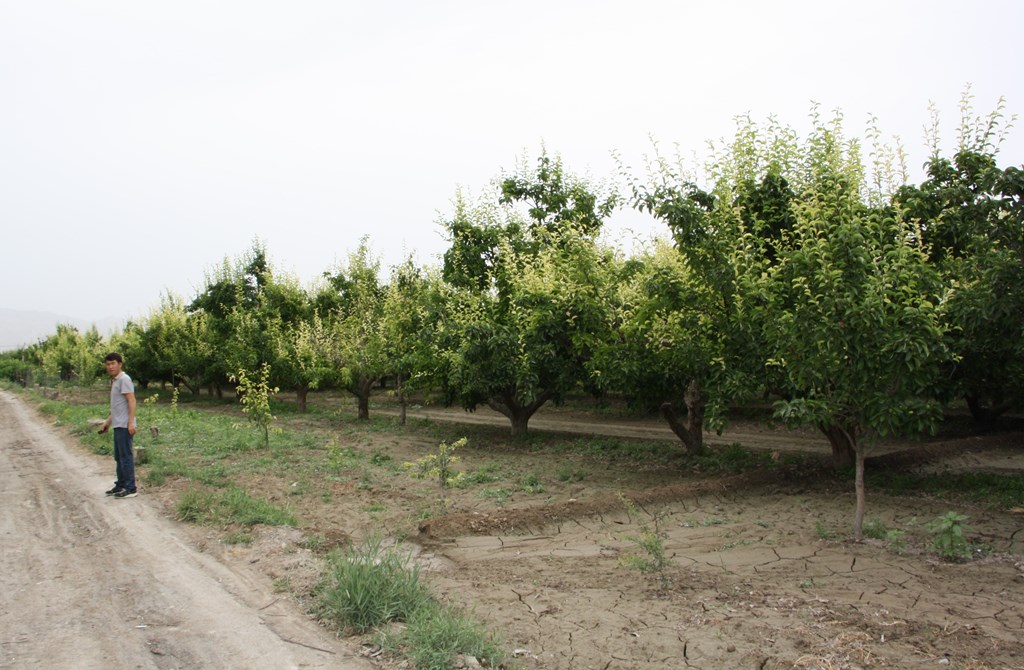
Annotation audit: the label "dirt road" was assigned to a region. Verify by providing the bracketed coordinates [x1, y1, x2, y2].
[0, 391, 371, 670]
[380, 404, 852, 453]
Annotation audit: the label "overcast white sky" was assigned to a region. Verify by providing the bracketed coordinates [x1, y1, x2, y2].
[2, 0, 1022, 327]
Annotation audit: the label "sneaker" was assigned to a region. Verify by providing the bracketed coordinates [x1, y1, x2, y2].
[105, 485, 125, 496]
[113, 489, 137, 499]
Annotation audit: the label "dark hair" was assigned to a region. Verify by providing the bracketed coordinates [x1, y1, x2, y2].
[104, 352, 124, 364]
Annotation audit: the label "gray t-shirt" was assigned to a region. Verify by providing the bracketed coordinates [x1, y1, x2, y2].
[110, 372, 135, 428]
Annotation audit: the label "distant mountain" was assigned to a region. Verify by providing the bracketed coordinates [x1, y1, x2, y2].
[0, 308, 125, 352]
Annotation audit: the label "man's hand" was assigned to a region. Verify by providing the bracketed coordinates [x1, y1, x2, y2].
[98, 420, 110, 434]
[128, 424, 136, 436]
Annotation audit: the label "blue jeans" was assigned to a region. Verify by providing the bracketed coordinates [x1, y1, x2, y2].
[113, 427, 136, 491]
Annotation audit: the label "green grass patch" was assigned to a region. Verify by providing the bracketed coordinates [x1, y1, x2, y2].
[176, 486, 296, 527]
[459, 463, 503, 486]
[326, 442, 364, 473]
[861, 518, 890, 540]
[519, 472, 544, 493]
[381, 602, 506, 670]
[564, 436, 678, 464]
[315, 536, 508, 669]
[477, 487, 512, 504]
[868, 470, 1024, 509]
[557, 465, 586, 482]
[814, 521, 839, 541]
[552, 436, 786, 475]
[696, 443, 777, 473]
[369, 451, 394, 466]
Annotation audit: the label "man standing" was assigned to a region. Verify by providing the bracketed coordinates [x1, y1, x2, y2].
[98, 352, 137, 498]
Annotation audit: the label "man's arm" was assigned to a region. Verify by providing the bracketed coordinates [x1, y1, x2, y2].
[125, 392, 137, 435]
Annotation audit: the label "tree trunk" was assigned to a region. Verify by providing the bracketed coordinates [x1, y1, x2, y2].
[296, 384, 309, 413]
[965, 394, 1011, 431]
[508, 412, 530, 439]
[354, 375, 373, 420]
[853, 439, 866, 540]
[820, 422, 857, 469]
[659, 379, 706, 456]
[488, 389, 553, 439]
[396, 373, 407, 426]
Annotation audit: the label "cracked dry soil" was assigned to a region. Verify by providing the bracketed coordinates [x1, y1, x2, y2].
[369, 412, 1024, 670]
[418, 481, 1024, 669]
[3, 389, 1024, 670]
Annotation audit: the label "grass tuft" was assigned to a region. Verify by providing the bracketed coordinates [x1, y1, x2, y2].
[382, 602, 506, 670]
[316, 535, 430, 634]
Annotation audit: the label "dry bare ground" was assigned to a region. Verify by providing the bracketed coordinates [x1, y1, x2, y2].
[401, 409, 1024, 670]
[3, 390, 1023, 669]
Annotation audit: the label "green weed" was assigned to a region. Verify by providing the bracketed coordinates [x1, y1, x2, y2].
[316, 535, 430, 634]
[556, 465, 586, 482]
[477, 487, 512, 504]
[861, 518, 890, 540]
[814, 521, 839, 541]
[369, 451, 393, 466]
[860, 518, 909, 554]
[301, 533, 327, 553]
[326, 441, 363, 472]
[381, 602, 506, 670]
[460, 463, 502, 486]
[618, 495, 671, 586]
[405, 437, 467, 490]
[925, 511, 973, 562]
[520, 473, 544, 493]
[885, 529, 907, 554]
